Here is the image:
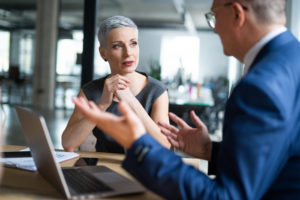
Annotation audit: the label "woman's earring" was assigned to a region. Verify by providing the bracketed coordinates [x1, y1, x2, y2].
[104, 59, 107, 61]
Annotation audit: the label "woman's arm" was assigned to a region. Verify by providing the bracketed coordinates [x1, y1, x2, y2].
[150, 91, 170, 127]
[116, 89, 171, 148]
[62, 75, 130, 152]
[62, 90, 96, 152]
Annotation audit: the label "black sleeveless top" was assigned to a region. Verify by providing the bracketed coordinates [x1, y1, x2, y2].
[82, 72, 167, 153]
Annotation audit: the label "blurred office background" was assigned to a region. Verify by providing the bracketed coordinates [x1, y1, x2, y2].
[1, 0, 300, 149]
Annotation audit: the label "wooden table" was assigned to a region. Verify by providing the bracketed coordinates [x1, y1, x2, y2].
[0, 145, 164, 200]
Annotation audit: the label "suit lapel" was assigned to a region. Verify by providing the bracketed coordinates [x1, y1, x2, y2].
[248, 31, 294, 72]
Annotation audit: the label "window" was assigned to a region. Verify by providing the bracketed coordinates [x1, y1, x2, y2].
[56, 31, 110, 77]
[56, 31, 83, 75]
[20, 34, 33, 75]
[94, 37, 110, 78]
[0, 31, 10, 72]
[160, 36, 200, 83]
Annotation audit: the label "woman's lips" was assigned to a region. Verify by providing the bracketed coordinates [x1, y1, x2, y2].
[123, 61, 134, 66]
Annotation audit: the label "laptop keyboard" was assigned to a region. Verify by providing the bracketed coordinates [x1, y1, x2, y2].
[63, 168, 113, 194]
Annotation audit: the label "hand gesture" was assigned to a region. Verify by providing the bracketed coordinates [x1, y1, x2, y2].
[99, 74, 131, 109]
[73, 97, 145, 148]
[159, 111, 212, 160]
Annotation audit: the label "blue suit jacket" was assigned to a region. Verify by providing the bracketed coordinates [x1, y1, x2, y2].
[122, 31, 300, 200]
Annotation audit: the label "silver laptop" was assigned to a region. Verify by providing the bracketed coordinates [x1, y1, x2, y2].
[15, 106, 145, 199]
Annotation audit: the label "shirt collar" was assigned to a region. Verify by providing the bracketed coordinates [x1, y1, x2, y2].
[243, 26, 287, 76]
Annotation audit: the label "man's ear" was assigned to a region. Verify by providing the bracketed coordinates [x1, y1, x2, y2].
[232, 2, 246, 27]
[99, 46, 107, 61]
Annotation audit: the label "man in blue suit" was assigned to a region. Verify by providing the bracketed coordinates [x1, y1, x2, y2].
[72, 0, 300, 199]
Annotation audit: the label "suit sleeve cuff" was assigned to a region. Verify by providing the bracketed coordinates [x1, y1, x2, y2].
[122, 134, 156, 173]
[208, 141, 220, 175]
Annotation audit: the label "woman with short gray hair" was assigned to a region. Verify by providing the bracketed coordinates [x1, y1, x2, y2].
[62, 16, 170, 153]
[98, 15, 138, 48]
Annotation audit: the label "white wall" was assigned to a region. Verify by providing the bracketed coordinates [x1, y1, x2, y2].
[137, 29, 163, 74]
[197, 31, 228, 82]
[137, 28, 229, 83]
[286, 0, 300, 39]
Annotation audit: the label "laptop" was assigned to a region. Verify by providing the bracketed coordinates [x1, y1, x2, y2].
[15, 106, 145, 199]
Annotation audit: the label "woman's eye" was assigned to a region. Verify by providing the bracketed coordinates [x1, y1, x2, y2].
[112, 44, 121, 49]
[131, 41, 138, 47]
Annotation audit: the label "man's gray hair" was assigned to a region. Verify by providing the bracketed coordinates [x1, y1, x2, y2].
[241, 0, 286, 24]
[98, 15, 138, 47]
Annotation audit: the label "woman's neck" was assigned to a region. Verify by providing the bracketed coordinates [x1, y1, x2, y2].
[110, 71, 137, 79]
